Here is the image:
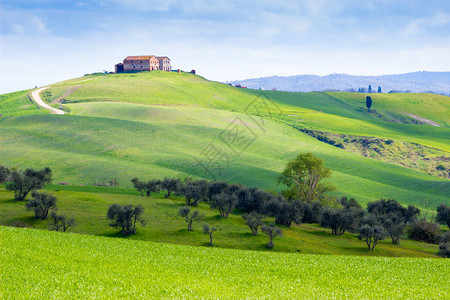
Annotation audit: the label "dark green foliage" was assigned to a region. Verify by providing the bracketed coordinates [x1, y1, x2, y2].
[182, 179, 208, 206]
[162, 177, 180, 198]
[407, 220, 442, 244]
[368, 85, 372, 93]
[261, 223, 283, 249]
[437, 231, 450, 258]
[0, 166, 10, 183]
[337, 197, 362, 209]
[131, 178, 146, 197]
[297, 128, 344, 149]
[436, 204, 450, 229]
[381, 212, 406, 244]
[49, 211, 75, 232]
[106, 204, 145, 236]
[366, 96, 372, 112]
[358, 224, 385, 250]
[367, 198, 420, 224]
[236, 187, 273, 214]
[272, 198, 304, 227]
[178, 206, 201, 231]
[202, 223, 217, 246]
[378, 86, 382, 93]
[207, 180, 229, 200]
[277, 152, 334, 203]
[301, 201, 323, 223]
[6, 167, 52, 201]
[25, 191, 57, 219]
[210, 192, 238, 218]
[242, 212, 264, 236]
[320, 206, 364, 235]
[145, 179, 161, 197]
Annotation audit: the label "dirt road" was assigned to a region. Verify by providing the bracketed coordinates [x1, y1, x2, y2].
[31, 87, 65, 115]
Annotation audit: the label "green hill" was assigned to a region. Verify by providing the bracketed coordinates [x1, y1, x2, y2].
[1, 226, 448, 299]
[0, 71, 449, 207]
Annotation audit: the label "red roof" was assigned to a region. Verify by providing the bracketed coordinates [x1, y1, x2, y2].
[124, 55, 156, 61]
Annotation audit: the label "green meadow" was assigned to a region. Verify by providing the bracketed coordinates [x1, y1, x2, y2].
[1, 226, 448, 299]
[1, 71, 448, 208]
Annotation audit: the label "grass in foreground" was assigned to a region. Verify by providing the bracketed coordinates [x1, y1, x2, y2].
[1, 226, 448, 299]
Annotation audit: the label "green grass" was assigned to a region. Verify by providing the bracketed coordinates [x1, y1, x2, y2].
[0, 71, 448, 208]
[0, 90, 47, 117]
[0, 187, 441, 257]
[1, 226, 448, 299]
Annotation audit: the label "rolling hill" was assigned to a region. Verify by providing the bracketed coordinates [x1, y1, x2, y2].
[0, 71, 449, 208]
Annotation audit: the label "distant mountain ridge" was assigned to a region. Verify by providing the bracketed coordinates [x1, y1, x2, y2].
[230, 71, 450, 95]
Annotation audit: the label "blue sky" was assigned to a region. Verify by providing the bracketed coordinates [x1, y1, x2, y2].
[1, 0, 449, 93]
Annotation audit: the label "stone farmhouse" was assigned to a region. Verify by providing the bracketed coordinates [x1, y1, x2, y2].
[115, 56, 171, 73]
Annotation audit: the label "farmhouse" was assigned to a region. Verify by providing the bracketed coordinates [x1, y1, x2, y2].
[115, 55, 171, 73]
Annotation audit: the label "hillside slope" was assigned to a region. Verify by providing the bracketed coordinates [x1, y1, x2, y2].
[0, 71, 448, 207]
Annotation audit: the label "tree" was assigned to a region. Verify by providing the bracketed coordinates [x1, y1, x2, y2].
[6, 167, 52, 201]
[277, 152, 334, 203]
[242, 212, 264, 235]
[25, 191, 57, 219]
[236, 187, 272, 214]
[269, 197, 304, 227]
[261, 223, 283, 249]
[131, 178, 146, 197]
[162, 177, 181, 198]
[202, 224, 217, 246]
[182, 179, 208, 206]
[0, 166, 10, 183]
[358, 224, 385, 250]
[377, 86, 382, 93]
[320, 207, 363, 235]
[436, 204, 450, 229]
[368, 85, 372, 93]
[366, 96, 372, 112]
[49, 211, 75, 232]
[381, 212, 406, 244]
[145, 179, 161, 197]
[178, 206, 201, 231]
[210, 192, 238, 218]
[107, 204, 145, 236]
[207, 180, 229, 200]
[301, 201, 323, 223]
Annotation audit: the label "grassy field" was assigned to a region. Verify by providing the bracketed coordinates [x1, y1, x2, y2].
[0, 186, 441, 257]
[1, 226, 448, 299]
[0, 71, 448, 208]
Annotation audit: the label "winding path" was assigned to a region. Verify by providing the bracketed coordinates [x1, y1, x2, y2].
[31, 87, 65, 115]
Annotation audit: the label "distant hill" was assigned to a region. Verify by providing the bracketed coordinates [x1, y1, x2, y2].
[231, 71, 450, 95]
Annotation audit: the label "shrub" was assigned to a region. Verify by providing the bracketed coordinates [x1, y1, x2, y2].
[437, 232, 450, 258]
[107, 204, 145, 236]
[407, 220, 442, 244]
[436, 204, 450, 229]
[25, 191, 57, 219]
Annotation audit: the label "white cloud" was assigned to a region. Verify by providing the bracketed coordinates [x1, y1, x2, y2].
[404, 12, 450, 35]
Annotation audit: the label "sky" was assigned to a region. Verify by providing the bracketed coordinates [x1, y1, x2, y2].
[0, 0, 450, 94]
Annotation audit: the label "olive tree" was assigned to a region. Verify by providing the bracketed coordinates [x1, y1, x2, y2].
[210, 192, 238, 218]
[202, 223, 217, 246]
[242, 212, 264, 236]
[0, 166, 10, 183]
[358, 224, 385, 250]
[277, 152, 335, 203]
[49, 211, 75, 232]
[261, 222, 283, 249]
[162, 177, 181, 198]
[107, 204, 145, 236]
[6, 167, 52, 201]
[131, 178, 146, 196]
[25, 191, 57, 219]
[178, 206, 201, 231]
